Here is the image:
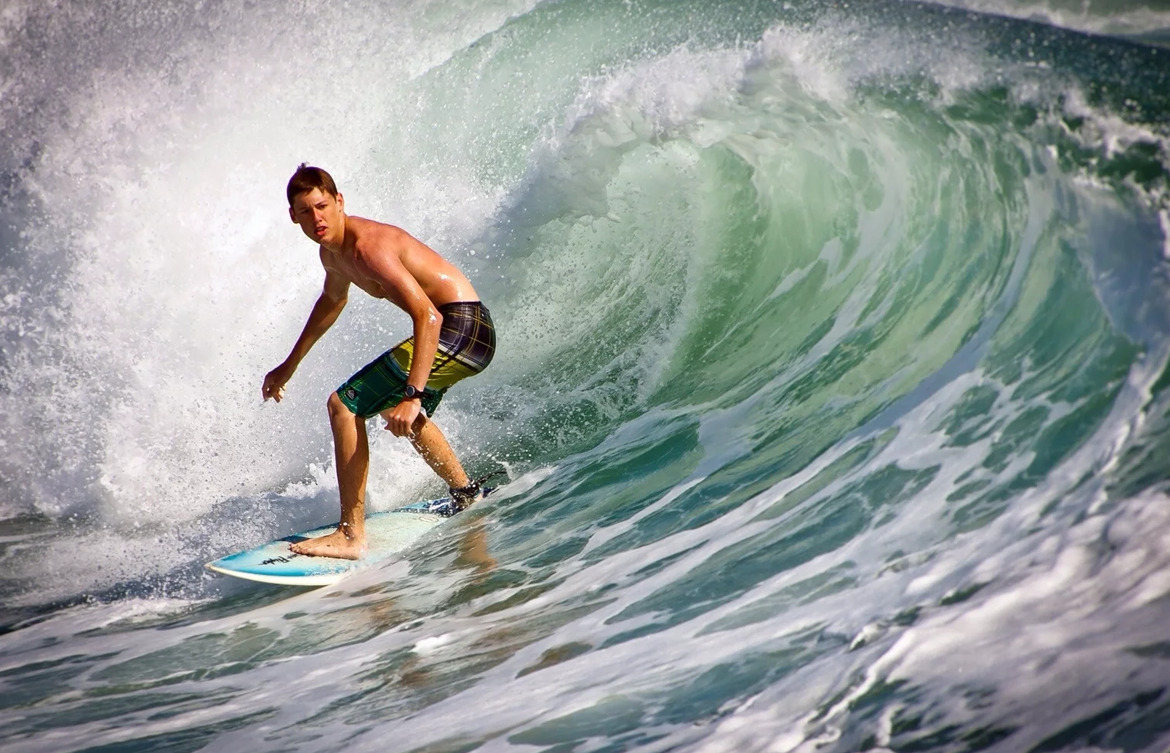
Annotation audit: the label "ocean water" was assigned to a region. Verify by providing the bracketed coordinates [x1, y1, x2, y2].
[2, 0, 1170, 751]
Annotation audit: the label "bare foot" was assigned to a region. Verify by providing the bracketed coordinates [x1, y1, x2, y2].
[289, 528, 367, 560]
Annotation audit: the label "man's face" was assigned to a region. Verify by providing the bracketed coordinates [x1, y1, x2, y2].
[289, 188, 345, 245]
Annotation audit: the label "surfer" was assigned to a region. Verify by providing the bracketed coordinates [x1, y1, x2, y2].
[261, 164, 496, 560]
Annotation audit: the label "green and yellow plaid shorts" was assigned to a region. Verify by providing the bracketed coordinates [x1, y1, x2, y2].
[336, 301, 495, 418]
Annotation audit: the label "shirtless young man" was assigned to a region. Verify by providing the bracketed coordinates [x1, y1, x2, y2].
[262, 164, 496, 560]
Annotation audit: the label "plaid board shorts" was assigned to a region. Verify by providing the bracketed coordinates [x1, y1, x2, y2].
[336, 301, 495, 418]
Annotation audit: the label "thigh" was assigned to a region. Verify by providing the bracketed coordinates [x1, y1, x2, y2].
[336, 348, 409, 419]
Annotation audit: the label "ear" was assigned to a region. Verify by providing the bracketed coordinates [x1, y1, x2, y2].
[336, 193, 345, 212]
[289, 206, 296, 223]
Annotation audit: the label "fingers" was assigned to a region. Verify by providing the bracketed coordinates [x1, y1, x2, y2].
[263, 365, 291, 402]
[385, 415, 413, 437]
[383, 403, 421, 437]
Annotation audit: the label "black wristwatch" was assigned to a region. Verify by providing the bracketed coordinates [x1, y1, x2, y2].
[403, 385, 425, 400]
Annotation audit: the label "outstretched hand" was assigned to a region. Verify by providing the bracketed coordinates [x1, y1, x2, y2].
[262, 363, 294, 402]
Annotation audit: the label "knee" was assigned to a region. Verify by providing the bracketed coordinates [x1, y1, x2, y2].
[327, 391, 354, 421]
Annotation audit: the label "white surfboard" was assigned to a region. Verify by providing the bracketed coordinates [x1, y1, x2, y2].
[206, 497, 463, 587]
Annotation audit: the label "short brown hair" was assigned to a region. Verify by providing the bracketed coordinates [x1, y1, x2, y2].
[286, 163, 339, 206]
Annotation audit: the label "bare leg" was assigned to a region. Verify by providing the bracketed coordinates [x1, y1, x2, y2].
[407, 414, 470, 490]
[291, 392, 370, 559]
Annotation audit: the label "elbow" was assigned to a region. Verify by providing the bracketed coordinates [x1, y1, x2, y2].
[418, 306, 442, 333]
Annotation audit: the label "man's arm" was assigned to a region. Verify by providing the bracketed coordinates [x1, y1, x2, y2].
[355, 232, 443, 435]
[262, 269, 350, 401]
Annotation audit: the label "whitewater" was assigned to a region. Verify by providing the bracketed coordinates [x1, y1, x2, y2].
[3, 0, 1170, 751]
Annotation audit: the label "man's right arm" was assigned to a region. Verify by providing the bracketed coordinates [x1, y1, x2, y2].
[262, 271, 349, 402]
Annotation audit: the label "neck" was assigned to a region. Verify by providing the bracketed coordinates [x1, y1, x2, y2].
[320, 214, 348, 253]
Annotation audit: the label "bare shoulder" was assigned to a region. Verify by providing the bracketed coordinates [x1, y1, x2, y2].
[349, 216, 415, 257]
[349, 215, 409, 243]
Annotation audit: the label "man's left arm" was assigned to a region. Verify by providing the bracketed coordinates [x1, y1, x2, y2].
[355, 238, 442, 436]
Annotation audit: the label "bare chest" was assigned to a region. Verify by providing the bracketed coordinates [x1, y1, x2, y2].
[324, 253, 388, 299]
